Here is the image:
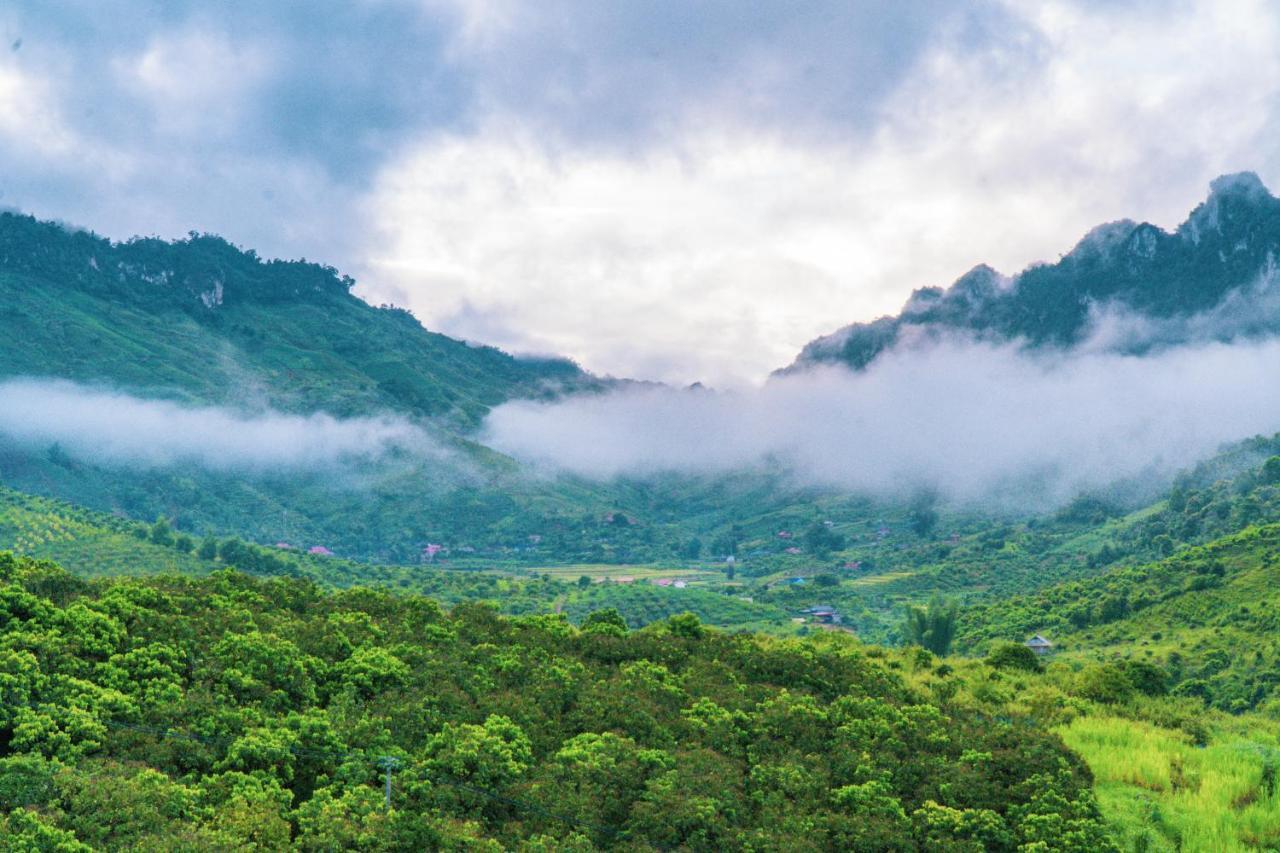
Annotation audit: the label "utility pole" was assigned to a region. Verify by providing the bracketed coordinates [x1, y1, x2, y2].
[377, 756, 402, 810]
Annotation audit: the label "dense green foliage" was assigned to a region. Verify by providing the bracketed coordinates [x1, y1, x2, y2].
[957, 522, 1280, 715]
[898, 646, 1280, 851]
[901, 596, 958, 657]
[0, 553, 1114, 850]
[0, 213, 598, 425]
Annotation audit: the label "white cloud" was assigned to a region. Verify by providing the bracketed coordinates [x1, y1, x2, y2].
[0, 63, 81, 162]
[0, 379, 439, 472]
[361, 0, 1280, 385]
[123, 30, 273, 138]
[483, 333, 1280, 508]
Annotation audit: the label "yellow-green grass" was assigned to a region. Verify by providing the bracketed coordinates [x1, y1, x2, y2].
[847, 570, 917, 587]
[1059, 715, 1280, 852]
[521, 563, 723, 582]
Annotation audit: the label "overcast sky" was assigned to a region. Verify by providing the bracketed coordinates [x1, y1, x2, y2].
[2, 1, 1278, 385]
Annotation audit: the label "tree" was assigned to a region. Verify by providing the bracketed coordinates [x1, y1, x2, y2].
[422, 715, 532, 817]
[666, 612, 704, 640]
[802, 522, 844, 558]
[682, 537, 704, 560]
[1119, 661, 1168, 696]
[908, 491, 940, 538]
[1075, 664, 1134, 704]
[1263, 455, 1280, 484]
[985, 642, 1042, 673]
[197, 536, 219, 561]
[901, 596, 958, 656]
[581, 608, 628, 636]
[0, 809, 92, 852]
[149, 516, 174, 548]
[217, 538, 249, 567]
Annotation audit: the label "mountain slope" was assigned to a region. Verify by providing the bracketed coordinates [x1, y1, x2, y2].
[785, 172, 1280, 373]
[955, 520, 1280, 714]
[0, 213, 606, 426]
[0, 551, 1114, 850]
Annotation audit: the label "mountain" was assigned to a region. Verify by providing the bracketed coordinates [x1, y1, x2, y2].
[0, 213, 654, 560]
[784, 172, 1280, 373]
[0, 212, 607, 426]
[2, 180, 1278, 575]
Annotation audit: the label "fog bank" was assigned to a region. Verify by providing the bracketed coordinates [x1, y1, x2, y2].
[0, 379, 436, 472]
[483, 336, 1280, 507]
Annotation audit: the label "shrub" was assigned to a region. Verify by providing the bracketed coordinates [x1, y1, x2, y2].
[1119, 661, 1169, 696]
[1076, 664, 1135, 704]
[985, 642, 1043, 673]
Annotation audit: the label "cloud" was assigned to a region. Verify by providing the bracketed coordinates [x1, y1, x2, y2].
[363, 0, 1280, 384]
[1083, 253, 1280, 353]
[0, 379, 439, 473]
[0, 1, 468, 261]
[2, 1, 1280, 387]
[482, 332, 1280, 508]
[434, 1, 1009, 145]
[0, 0, 971, 263]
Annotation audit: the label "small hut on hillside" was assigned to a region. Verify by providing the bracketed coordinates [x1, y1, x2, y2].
[1024, 634, 1054, 656]
[800, 605, 842, 625]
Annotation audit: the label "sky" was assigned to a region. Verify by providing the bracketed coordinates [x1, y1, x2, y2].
[2, 0, 1279, 385]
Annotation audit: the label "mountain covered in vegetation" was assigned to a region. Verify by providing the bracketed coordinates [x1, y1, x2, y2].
[3, 187, 1280, 847]
[0, 212, 607, 426]
[785, 173, 1280, 373]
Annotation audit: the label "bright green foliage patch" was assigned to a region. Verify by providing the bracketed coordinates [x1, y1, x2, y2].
[0, 552, 1114, 850]
[1060, 716, 1280, 852]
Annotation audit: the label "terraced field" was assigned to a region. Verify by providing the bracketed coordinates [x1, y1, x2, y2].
[0, 489, 210, 576]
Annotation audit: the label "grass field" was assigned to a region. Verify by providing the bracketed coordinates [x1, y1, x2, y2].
[847, 569, 918, 587]
[1059, 715, 1280, 852]
[515, 563, 726, 582]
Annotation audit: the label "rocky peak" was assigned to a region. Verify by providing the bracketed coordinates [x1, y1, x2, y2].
[1179, 171, 1276, 245]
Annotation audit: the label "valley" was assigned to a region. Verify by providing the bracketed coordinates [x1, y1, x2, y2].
[3, 178, 1280, 849]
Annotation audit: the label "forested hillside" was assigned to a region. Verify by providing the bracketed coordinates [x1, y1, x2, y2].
[0, 212, 605, 425]
[0, 553, 1114, 850]
[3, 198, 1279, 578]
[957, 522, 1280, 715]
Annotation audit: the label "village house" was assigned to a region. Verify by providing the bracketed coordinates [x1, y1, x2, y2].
[1025, 634, 1054, 656]
[800, 605, 842, 625]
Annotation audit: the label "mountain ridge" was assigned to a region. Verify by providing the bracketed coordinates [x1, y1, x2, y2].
[783, 172, 1280, 374]
[0, 211, 611, 427]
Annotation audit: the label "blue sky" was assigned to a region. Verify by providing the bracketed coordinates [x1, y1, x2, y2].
[2, 0, 1278, 384]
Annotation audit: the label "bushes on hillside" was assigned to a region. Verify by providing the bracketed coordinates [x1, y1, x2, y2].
[0, 553, 1115, 850]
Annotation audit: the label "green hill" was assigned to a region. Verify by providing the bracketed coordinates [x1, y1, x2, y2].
[956, 521, 1280, 715]
[0, 212, 605, 425]
[0, 552, 1114, 850]
[0, 485, 794, 634]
